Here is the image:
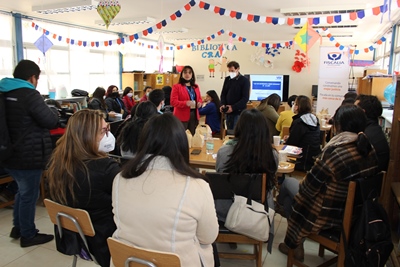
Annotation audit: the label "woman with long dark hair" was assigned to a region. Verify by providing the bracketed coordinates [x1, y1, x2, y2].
[117, 101, 158, 158]
[121, 86, 135, 115]
[216, 109, 278, 251]
[171, 66, 202, 135]
[105, 85, 128, 118]
[257, 93, 281, 142]
[198, 90, 221, 135]
[286, 95, 321, 171]
[279, 105, 379, 260]
[47, 109, 121, 267]
[112, 113, 218, 267]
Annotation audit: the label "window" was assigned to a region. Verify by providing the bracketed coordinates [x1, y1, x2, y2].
[22, 19, 120, 95]
[0, 13, 13, 79]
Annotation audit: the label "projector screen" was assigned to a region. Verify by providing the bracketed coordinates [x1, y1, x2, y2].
[246, 74, 289, 102]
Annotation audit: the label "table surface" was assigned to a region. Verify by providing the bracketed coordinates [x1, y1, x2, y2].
[189, 140, 295, 173]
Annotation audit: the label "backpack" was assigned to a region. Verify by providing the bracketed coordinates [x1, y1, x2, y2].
[0, 92, 13, 162]
[345, 197, 393, 267]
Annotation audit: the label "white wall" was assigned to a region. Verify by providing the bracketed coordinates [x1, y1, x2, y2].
[174, 41, 374, 98]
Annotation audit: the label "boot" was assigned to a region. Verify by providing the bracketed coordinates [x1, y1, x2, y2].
[278, 242, 304, 262]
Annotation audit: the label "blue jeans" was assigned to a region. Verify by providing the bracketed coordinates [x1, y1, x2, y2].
[5, 168, 42, 239]
[277, 177, 299, 219]
[226, 114, 240, 130]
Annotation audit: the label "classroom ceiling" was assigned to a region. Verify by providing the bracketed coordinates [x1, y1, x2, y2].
[1, 0, 400, 46]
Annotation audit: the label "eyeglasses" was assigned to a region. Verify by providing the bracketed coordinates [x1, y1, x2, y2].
[100, 124, 110, 137]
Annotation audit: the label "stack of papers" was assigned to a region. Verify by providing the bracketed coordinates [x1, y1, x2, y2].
[281, 145, 302, 155]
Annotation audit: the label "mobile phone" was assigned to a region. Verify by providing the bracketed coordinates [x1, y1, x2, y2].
[191, 149, 201, 155]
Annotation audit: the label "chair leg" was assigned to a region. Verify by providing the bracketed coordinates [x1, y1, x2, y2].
[72, 255, 77, 267]
[287, 248, 294, 267]
[256, 243, 262, 267]
[318, 244, 325, 257]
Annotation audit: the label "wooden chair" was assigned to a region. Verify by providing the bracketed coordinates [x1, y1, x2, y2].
[286, 171, 385, 267]
[282, 126, 290, 139]
[43, 199, 98, 267]
[107, 237, 181, 267]
[213, 112, 226, 140]
[205, 172, 268, 267]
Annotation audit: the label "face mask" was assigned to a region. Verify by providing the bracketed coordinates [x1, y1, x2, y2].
[127, 93, 133, 98]
[184, 78, 191, 83]
[291, 104, 296, 113]
[111, 92, 119, 97]
[98, 132, 115, 153]
[103, 96, 106, 99]
[146, 92, 150, 97]
[229, 72, 237, 79]
[161, 103, 165, 109]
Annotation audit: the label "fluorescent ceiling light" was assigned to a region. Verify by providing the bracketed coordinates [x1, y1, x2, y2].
[154, 28, 189, 34]
[293, 24, 358, 29]
[32, 0, 98, 14]
[280, 5, 365, 16]
[95, 17, 155, 26]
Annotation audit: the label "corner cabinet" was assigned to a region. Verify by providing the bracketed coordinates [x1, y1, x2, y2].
[386, 76, 400, 266]
[122, 72, 180, 99]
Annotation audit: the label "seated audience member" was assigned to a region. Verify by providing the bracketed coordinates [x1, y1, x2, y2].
[148, 89, 165, 114]
[355, 94, 390, 171]
[343, 91, 357, 103]
[47, 109, 121, 267]
[112, 113, 218, 267]
[121, 87, 135, 115]
[199, 90, 221, 135]
[105, 85, 128, 118]
[216, 108, 278, 251]
[278, 105, 379, 261]
[139, 86, 153, 102]
[117, 101, 158, 158]
[257, 93, 281, 142]
[276, 95, 297, 139]
[88, 87, 116, 121]
[286, 95, 321, 172]
[161, 85, 173, 113]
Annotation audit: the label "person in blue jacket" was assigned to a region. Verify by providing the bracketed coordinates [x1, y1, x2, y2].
[199, 90, 221, 135]
[0, 60, 59, 247]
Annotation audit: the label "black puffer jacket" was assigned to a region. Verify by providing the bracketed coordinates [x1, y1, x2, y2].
[286, 113, 321, 171]
[2, 88, 58, 169]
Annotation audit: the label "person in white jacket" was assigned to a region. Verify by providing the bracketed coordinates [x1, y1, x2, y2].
[112, 113, 219, 267]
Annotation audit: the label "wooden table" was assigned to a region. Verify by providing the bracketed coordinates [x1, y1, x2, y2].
[320, 124, 332, 148]
[189, 140, 295, 173]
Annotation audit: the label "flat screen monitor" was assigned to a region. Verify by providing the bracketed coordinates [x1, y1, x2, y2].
[311, 85, 318, 97]
[246, 74, 289, 102]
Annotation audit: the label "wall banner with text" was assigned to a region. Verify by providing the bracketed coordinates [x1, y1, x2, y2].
[316, 46, 350, 117]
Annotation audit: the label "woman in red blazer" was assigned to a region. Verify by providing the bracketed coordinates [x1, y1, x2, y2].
[122, 86, 135, 115]
[171, 65, 202, 135]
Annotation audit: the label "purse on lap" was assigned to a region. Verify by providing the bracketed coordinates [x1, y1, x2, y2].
[224, 176, 275, 242]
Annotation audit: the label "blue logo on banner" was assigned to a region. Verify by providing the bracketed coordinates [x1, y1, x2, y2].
[327, 53, 342, 61]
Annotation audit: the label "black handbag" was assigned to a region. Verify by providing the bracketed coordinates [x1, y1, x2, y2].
[71, 89, 89, 97]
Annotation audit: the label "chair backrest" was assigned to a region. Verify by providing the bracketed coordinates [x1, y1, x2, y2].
[354, 171, 385, 205]
[282, 126, 290, 138]
[107, 237, 181, 267]
[205, 173, 267, 203]
[44, 198, 95, 237]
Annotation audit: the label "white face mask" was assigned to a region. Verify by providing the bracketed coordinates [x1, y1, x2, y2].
[98, 132, 115, 153]
[291, 104, 296, 113]
[229, 72, 237, 79]
[127, 93, 133, 98]
[103, 95, 106, 99]
[146, 92, 150, 97]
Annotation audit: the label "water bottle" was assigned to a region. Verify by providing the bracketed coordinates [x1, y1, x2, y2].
[205, 134, 214, 155]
